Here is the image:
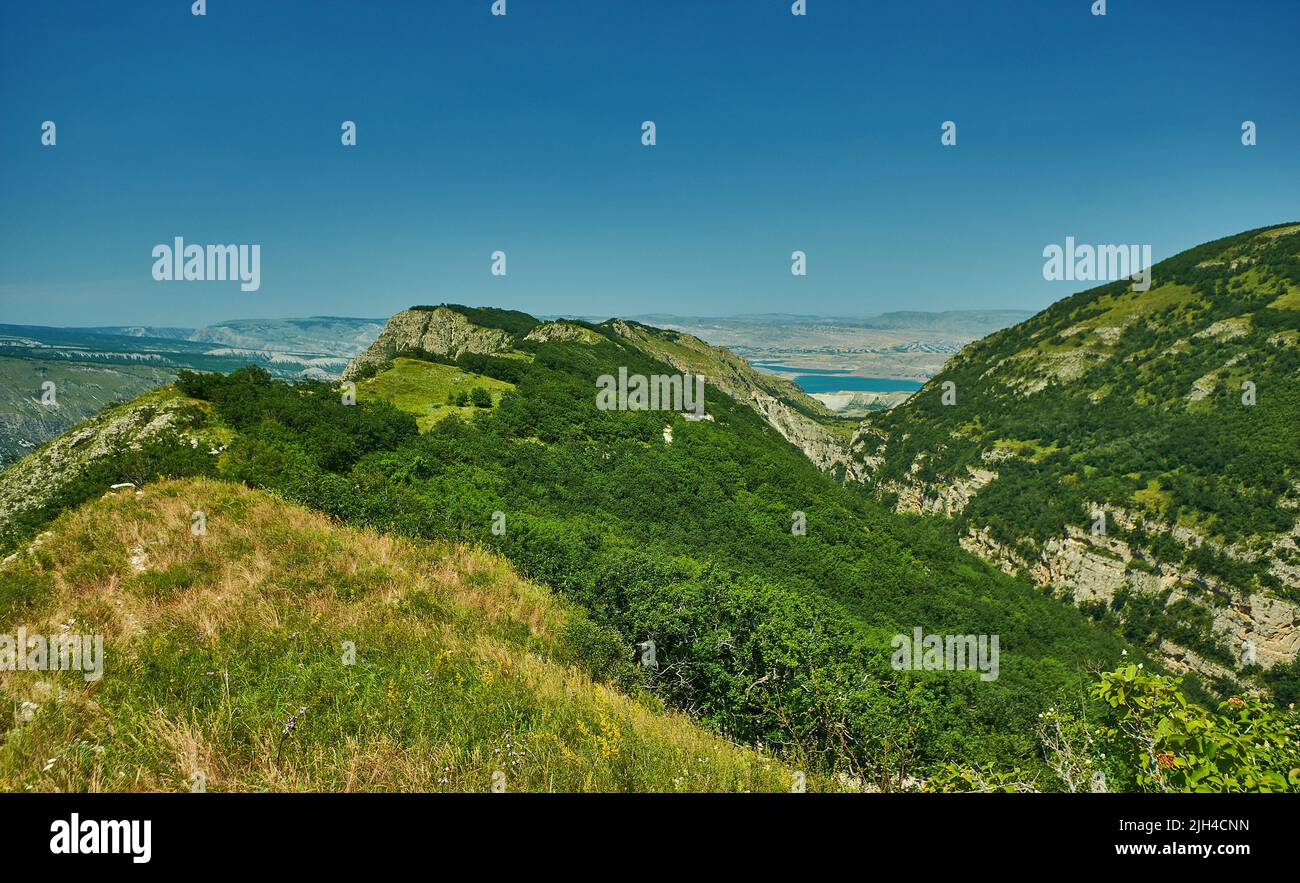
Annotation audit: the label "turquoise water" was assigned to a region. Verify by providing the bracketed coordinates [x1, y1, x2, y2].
[752, 361, 924, 394]
[792, 375, 924, 394]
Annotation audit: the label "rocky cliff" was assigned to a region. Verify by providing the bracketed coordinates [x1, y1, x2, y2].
[958, 522, 1299, 681]
[342, 307, 514, 379]
[863, 411, 1300, 684]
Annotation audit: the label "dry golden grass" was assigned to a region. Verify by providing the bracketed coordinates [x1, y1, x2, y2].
[0, 478, 818, 792]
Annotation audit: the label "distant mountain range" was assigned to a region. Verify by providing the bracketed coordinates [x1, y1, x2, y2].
[0, 317, 384, 465]
[185, 316, 386, 354]
[852, 310, 1036, 334]
[602, 309, 1035, 335]
[82, 325, 196, 339]
[0, 311, 1028, 465]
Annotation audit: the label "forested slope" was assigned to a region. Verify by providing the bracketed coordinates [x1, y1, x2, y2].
[854, 224, 1300, 689]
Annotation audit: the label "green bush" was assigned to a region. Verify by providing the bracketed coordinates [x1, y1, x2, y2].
[929, 664, 1300, 792]
[559, 615, 638, 690]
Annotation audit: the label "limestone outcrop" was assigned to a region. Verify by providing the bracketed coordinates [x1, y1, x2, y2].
[343, 307, 513, 379]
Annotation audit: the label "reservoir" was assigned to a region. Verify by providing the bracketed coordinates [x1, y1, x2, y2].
[751, 362, 925, 394]
[791, 375, 924, 394]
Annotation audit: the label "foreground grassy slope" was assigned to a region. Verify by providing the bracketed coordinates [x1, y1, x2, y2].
[0, 478, 808, 792]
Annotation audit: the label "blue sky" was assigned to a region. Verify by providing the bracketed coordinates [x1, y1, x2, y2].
[1, 0, 1297, 327]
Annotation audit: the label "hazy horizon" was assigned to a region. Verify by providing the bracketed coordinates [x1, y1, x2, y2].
[2, 306, 1041, 333]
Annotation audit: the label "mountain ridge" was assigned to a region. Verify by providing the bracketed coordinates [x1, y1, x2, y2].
[342, 304, 865, 480]
[5, 278, 1298, 789]
[851, 222, 1300, 684]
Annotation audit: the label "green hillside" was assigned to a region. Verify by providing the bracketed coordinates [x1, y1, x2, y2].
[0, 319, 383, 465]
[159, 327, 1142, 787]
[0, 355, 177, 467]
[357, 357, 515, 431]
[596, 318, 837, 423]
[0, 478, 807, 792]
[853, 224, 1300, 689]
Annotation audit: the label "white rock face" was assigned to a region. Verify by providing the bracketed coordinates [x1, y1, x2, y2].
[880, 466, 998, 517]
[746, 390, 865, 481]
[959, 523, 1300, 679]
[524, 321, 601, 345]
[1159, 640, 1238, 682]
[859, 431, 1300, 681]
[1033, 528, 1132, 606]
[1213, 593, 1300, 668]
[342, 307, 513, 379]
[1195, 319, 1249, 341]
[1187, 371, 1218, 402]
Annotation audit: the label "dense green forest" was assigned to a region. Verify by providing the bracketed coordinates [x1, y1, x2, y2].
[865, 225, 1300, 553]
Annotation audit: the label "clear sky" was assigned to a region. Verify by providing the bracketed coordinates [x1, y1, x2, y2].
[1, 0, 1297, 328]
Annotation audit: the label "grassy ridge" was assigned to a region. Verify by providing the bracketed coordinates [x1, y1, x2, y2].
[357, 357, 514, 431]
[0, 478, 812, 792]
